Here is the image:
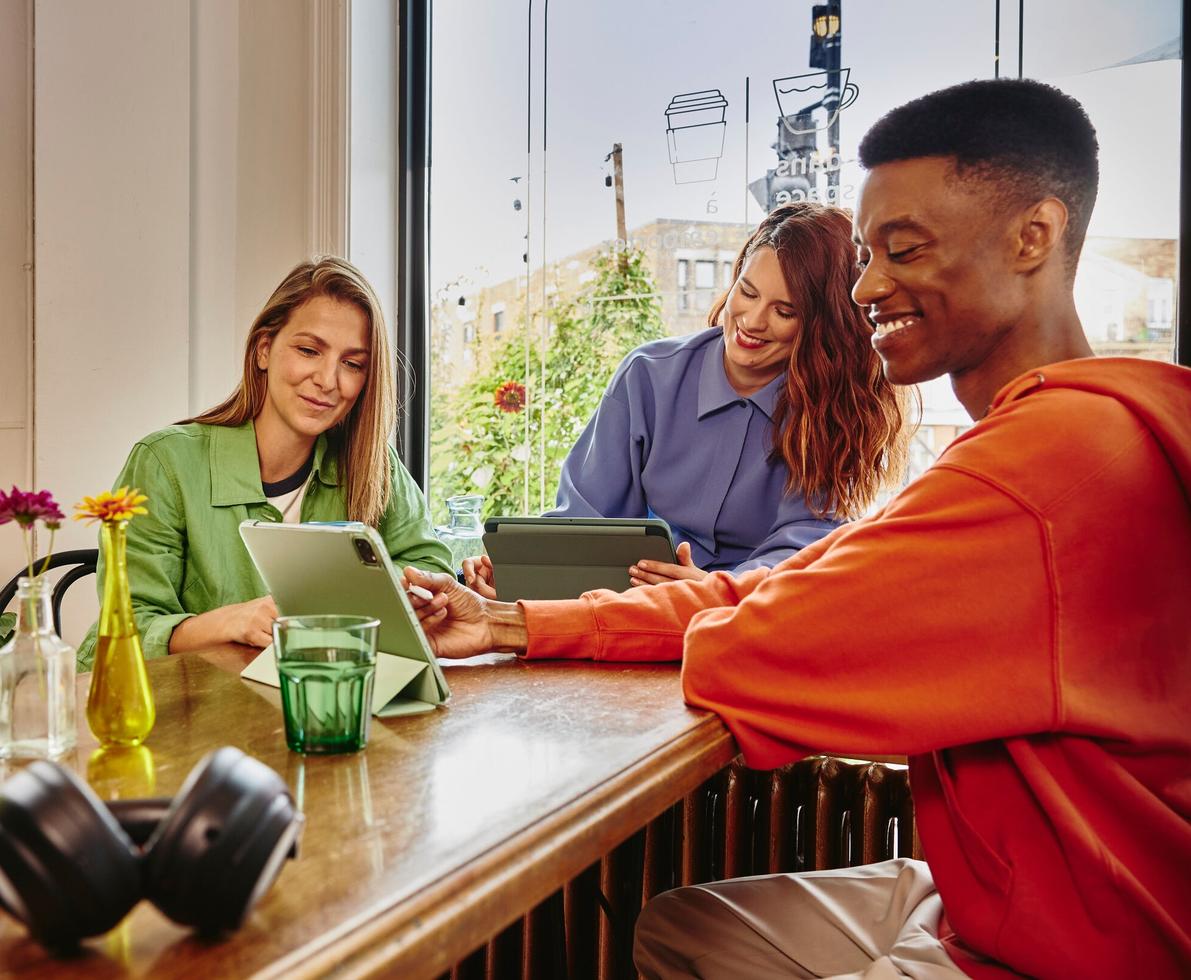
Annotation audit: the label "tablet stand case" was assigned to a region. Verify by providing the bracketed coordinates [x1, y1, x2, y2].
[237, 522, 449, 717]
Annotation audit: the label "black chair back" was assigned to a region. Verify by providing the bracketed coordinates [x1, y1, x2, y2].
[0, 550, 100, 637]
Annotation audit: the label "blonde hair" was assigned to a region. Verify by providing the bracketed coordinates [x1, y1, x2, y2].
[184, 256, 396, 526]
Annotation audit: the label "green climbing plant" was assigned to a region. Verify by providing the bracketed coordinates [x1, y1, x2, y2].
[429, 247, 667, 522]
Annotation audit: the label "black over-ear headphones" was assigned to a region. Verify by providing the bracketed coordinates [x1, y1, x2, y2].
[0, 746, 304, 949]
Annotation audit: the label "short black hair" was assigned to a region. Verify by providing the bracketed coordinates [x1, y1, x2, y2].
[858, 79, 1099, 268]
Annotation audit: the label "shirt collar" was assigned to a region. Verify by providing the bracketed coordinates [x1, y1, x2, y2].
[697, 333, 783, 421]
[209, 420, 339, 506]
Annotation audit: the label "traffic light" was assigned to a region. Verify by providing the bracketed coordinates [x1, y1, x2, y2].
[809, 4, 841, 70]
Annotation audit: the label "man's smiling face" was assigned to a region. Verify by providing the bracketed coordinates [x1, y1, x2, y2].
[852, 156, 1026, 392]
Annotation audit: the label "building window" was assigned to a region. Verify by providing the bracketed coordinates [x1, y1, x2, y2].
[677, 259, 690, 311]
[463, 322, 476, 344]
[722, 261, 734, 288]
[493, 310, 504, 334]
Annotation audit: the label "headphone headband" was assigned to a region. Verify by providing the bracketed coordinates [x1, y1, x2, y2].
[0, 747, 302, 948]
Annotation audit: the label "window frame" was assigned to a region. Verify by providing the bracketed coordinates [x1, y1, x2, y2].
[396, 0, 433, 488]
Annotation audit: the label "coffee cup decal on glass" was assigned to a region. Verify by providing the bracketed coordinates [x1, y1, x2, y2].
[664, 89, 729, 184]
[773, 68, 859, 135]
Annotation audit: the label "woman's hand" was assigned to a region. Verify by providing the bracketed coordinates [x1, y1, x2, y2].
[404, 566, 528, 659]
[460, 554, 499, 600]
[629, 541, 709, 587]
[169, 595, 280, 653]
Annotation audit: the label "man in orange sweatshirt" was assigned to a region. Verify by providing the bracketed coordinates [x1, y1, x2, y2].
[407, 79, 1191, 979]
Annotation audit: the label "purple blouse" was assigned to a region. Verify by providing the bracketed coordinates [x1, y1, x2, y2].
[548, 329, 840, 572]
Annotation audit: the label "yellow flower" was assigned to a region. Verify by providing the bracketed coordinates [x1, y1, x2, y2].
[73, 486, 149, 526]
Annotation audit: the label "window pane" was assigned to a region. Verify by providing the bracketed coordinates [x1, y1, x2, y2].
[1019, 0, 1181, 364]
[427, 1, 1182, 523]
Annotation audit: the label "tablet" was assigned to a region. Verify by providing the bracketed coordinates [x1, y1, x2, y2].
[482, 517, 676, 601]
[237, 521, 450, 717]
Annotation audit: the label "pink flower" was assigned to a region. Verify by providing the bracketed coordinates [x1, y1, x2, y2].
[0, 487, 65, 530]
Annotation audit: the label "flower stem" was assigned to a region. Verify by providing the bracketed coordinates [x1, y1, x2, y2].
[20, 525, 48, 697]
[37, 529, 56, 577]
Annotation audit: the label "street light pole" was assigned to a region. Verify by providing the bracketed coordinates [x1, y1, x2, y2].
[611, 143, 628, 270]
[825, 1, 842, 201]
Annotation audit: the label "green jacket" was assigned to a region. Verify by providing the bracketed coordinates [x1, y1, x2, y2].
[77, 421, 452, 669]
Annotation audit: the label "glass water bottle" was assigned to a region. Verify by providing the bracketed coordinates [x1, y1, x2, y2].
[0, 577, 77, 759]
[434, 494, 487, 575]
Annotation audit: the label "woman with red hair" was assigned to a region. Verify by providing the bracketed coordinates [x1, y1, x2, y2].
[466, 202, 910, 593]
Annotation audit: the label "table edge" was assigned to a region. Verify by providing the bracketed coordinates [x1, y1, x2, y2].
[258, 714, 737, 980]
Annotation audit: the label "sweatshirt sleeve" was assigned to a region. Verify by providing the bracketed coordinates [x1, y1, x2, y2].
[522, 565, 773, 661]
[548, 371, 649, 519]
[681, 464, 1059, 767]
[734, 496, 842, 572]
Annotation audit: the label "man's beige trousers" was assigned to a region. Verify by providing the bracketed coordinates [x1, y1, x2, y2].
[634, 858, 973, 979]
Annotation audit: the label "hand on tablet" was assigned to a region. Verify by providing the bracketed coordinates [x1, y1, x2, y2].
[628, 541, 709, 587]
[403, 566, 529, 658]
[461, 555, 498, 599]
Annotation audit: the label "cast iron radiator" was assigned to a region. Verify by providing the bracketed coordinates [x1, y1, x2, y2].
[445, 755, 921, 980]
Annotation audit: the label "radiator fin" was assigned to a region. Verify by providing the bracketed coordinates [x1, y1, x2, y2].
[445, 756, 920, 979]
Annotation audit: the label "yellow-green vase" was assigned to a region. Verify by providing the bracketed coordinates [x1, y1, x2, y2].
[87, 521, 155, 746]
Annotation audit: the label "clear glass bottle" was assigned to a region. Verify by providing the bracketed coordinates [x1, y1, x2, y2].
[0, 577, 77, 759]
[434, 494, 487, 574]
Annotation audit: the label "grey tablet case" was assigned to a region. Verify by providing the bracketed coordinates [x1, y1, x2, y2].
[483, 517, 676, 601]
[237, 521, 450, 717]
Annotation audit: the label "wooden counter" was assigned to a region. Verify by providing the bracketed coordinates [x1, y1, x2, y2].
[0, 649, 736, 978]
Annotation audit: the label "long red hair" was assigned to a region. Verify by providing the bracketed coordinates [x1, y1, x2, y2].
[709, 202, 911, 519]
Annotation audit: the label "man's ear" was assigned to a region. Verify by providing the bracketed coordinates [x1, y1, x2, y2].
[1014, 197, 1068, 273]
[255, 335, 271, 371]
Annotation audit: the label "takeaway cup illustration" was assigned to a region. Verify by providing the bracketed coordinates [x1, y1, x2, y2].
[773, 68, 859, 134]
[665, 89, 729, 184]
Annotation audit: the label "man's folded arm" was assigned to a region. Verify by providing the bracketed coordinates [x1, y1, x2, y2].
[521, 563, 774, 662]
[680, 465, 1059, 768]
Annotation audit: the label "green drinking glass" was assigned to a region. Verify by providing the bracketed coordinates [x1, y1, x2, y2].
[273, 615, 379, 754]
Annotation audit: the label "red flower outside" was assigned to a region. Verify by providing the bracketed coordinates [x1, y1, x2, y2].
[494, 380, 527, 414]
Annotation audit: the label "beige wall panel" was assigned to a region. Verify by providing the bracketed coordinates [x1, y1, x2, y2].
[0, 430, 29, 586]
[189, 0, 243, 416]
[0, 0, 31, 475]
[34, 0, 191, 551]
[0, 0, 30, 584]
[235, 0, 313, 345]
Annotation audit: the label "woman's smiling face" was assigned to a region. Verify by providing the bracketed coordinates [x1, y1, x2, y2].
[256, 295, 371, 441]
[720, 246, 800, 396]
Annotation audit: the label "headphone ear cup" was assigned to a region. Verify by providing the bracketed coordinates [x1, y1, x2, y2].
[142, 747, 301, 934]
[0, 761, 142, 948]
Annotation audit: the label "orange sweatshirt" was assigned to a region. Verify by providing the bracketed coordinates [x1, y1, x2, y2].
[522, 359, 1191, 979]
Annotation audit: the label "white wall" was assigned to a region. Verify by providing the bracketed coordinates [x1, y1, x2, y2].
[28, 0, 317, 560]
[0, 0, 356, 639]
[34, 1, 193, 554]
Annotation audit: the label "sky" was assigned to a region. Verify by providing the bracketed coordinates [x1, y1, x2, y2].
[428, 0, 1183, 294]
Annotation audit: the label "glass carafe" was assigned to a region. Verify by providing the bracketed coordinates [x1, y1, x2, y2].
[434, 494, 487, 575]
[0, 577, 77, 759]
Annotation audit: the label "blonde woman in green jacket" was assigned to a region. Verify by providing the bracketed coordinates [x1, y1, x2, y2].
[78, 257, 452, 669]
